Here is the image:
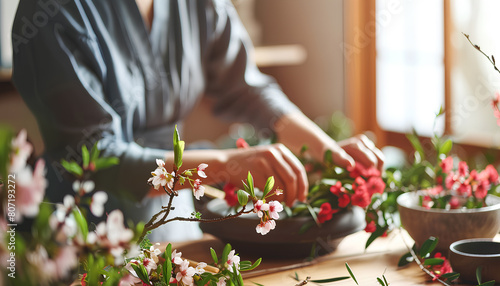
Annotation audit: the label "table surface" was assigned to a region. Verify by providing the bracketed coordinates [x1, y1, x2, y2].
[170, 230, 500, 286]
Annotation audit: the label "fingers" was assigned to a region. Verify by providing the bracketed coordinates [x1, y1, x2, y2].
[276, 144, 308, 204]
[338, 135, 385, 171]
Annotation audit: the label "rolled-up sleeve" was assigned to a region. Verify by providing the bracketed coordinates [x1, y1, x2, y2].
[204, 0, 299, 134]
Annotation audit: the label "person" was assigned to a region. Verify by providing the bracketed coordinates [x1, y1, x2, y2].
[12, 0, 383, 241]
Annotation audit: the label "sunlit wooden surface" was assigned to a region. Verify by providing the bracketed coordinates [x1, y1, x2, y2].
[170, 230, 500, 285]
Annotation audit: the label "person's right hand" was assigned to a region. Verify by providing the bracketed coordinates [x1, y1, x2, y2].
[218, 144, 308, 207]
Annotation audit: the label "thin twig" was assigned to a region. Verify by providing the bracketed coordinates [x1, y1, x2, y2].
[295, 276, 311, 286]
[463, 33, 500, 75]
[398, 228, 450, 286]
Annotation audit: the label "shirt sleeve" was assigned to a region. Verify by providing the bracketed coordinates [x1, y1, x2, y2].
[11, 0, 164, 202]
[204, 0, 300, 134]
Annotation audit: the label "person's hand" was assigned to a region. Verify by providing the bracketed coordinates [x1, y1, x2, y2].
[337, 134, 385, 171]
[221, 144, 308, 207]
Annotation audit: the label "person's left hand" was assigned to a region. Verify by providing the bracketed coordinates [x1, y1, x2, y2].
[337, 134, 385, 171]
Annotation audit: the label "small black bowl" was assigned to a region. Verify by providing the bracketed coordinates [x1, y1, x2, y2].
[449, 239, 500, 283]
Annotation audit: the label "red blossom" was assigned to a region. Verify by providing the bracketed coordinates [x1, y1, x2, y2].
[223, 183, 239, 207]
[449, 196, 461, 209]
[80, 273, 87, 286]
[364, 221, 376, 233]
[350, 189, 371, 208]
[352, 177, 366, 191]
[366, 177, 385, 196]
[347, 164, 380, 179]
[422, 196, 433, 209]
[329, 181, 344, 195]
[337, 193, 350, 208]
[317, 203, 339, 223]
[429, 253, 453, 280]
[426, 186, 443, 196]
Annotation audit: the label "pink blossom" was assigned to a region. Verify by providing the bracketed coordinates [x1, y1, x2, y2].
[449, 197, 461, 209]
[458, 161, 469, 177]
[426, 186, 443, 196]
[176, 259, 196, 285]
[456, 182, 472, 197]
[156, 159, 165, 167]
[236, 138, 249, 149]
[494, 109, 500, 126]
[256, 219, 276, 235]
[217, 277, 227, 286]
[53, 246, 78, 279]
[90, 191, 108, 217]
[197, 163, 208, 178]
[16, 159, 47, 220]
[226, 250, 240, 273]
[422, 196, 433, 209]
[118, 274, 142, 286]
[142, 257, 157, 273]
[72, 180, 95, 194]
[267, 201, 283, 220]
[474, 180, 489, 199]
[274, 189, 284, 196]
[445, 172, 457, 189]
[440, 156, 454, 174]
[193, 179, 205, 200]
[9, 129, 33, 173]
[148, 168, 174, 190]
[254, 200, 268, 218]
[171, 249, 183, 265]
[195, 262, 207, 274]
[480, 165, 499, 184]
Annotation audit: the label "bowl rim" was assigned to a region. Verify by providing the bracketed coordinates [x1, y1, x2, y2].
[449, 238, 500, 258]
[396, 192, 500, 213]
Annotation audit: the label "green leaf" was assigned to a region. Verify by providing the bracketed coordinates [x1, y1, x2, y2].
[210, 248, 218, 264]
[440, 272, 460, 281]
[306, 204, 319, 225]
[298, 221, 315, 234]
[365, 226, 387, 249]
[82, 145, 90, 169]
[61, 160, 83, 177]
[247, 172, 255, 197]
[263, 176, 275, 197]
[164, 243, 172, 261]
[439, 139, 453, 155]
[240, 258, 261, 271]
[345, 263, 358, 285]
[406, 131, 425, 161]
[478, 281, 496, 286]
[310, 276, 350, 283]
[90, 143, 100, 164]
[237, 189, 249, 206]
[377, 277, 385, 286]
[221, 243, 232, 265]
[397, 252, 414, 267]
[131, 263, 150, 285]
[94, 157, 119, 170]
[423, 258, 444, 266]
[72, 208, 88, 240]
[382, 275, 389, 286]
[163, 257, 172, 284]
[173, 125, 184, 169]
[419, 237, 439, 258]
[0, 126, 13, 181]
[477, 266, 483, 284]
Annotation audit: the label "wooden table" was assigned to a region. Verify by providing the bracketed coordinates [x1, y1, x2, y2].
[171, 230, 499, 285]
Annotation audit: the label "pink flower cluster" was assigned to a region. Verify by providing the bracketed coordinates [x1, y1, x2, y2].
[440, 157, 497, 202]
[318, 164, 385, 224]
[254, 199, 283, 235]
[148, 159, 208, 200]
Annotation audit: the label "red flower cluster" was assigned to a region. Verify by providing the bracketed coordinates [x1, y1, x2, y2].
[223, 183, 239, 207]
[319, 164, 385, 224]
[428, 252, 452, 281]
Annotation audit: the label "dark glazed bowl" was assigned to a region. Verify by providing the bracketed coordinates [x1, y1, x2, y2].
[397, 192, 500, 253]
[198, 199, 366, 259]
[449, 239, 500, 283]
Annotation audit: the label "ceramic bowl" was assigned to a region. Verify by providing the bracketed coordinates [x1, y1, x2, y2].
[397, 192, 500, 253]
[198, 199, 366, 259]
[449, 239, 500, 283]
